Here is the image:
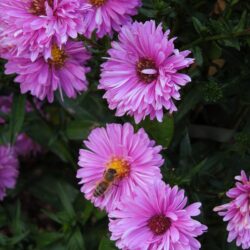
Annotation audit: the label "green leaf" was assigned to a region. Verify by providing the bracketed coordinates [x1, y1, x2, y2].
[139, 8, 157, 18]
[139, 115, 174, 148]
[66, 228, 85, 250]
[192, 17, 208, 35]
[234, 10, 247, 32]
[42, 210, 63, 225]
[230, 0, 240, 6]
[209, 42, 222, 60]
[56, 183, 76, 220]
[192, 47, 203, 66]
[57, 94, 97, 121]
[179, 130, 192, 159]
[228, 242, 239, 250]
[0, 234, 8, 246]
[11, 201, 24, 235]
[66, 120, 99, 140]
[98, 236, 117, 250]
[175, 85, 202, 122]
[27, 119, 75, 166]
[9, 94, 26, 144]
[9, 231, 30, 246]
[177, 154, 223, 184]
[36, 232, 63, 248]
[80, 201, 94, 225]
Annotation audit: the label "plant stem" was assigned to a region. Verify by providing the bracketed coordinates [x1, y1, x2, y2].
[182, 30, 250, 49]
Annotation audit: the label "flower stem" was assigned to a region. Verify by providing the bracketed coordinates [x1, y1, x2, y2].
[182, 30, 250, 49]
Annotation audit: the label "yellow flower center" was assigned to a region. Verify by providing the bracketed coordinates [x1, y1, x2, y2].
[49, 45, 67, 68]
[29, 0, 53, 16]
[106, 157, 130, 178]
[90, 0, 106, 7]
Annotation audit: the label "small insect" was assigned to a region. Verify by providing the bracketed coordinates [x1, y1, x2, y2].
[94, 168, 118, 197]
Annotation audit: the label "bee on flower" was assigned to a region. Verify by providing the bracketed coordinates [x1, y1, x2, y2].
[76, 123, 164, 212]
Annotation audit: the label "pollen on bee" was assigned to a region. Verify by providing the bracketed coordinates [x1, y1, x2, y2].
[106, 157, 130, 178]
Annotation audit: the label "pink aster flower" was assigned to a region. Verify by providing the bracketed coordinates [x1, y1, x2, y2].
[0, 19, 15, 58]
[4, 41, 91, 102]
[0, 0, 90, 60]
[76, 123, 164, 212]
[15, 133, 42, 157]
[0, 95, 12, 124]
[82, 0, 141, 38]
[109, 180, 207, 250]
[99, 20, 194, 123]
[0, 146, 19, 201]
[214, 170, 250, 249]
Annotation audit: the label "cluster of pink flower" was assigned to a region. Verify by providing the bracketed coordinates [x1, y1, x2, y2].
[0, 0, 142, 104]
[0, 95, 41, 200]
[77, 123, 250, 250]
[77, 123, 207, 249]
[0, 0, 249, 249]
[0, 0, 194, 123]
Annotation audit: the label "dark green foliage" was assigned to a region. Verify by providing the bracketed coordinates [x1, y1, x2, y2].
[0, 0, 250, 249]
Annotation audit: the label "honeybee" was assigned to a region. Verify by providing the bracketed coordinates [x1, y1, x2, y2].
[94, 168, 118, 197]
